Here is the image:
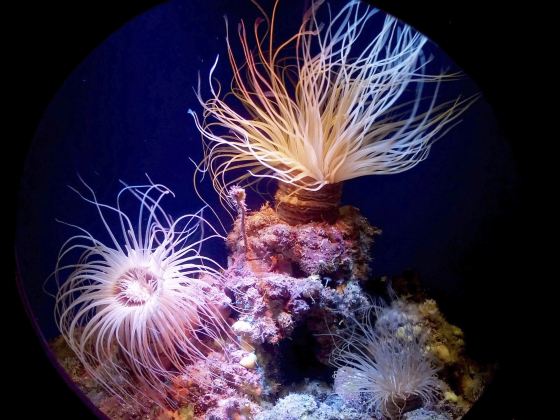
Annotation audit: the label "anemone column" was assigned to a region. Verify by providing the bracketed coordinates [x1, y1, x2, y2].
[274, 181, 343, 225]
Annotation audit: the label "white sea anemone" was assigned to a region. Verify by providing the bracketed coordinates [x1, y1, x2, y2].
[53, 178, 234, 407]
[190, 0, 474, 209]
[331, 304, 440, 418]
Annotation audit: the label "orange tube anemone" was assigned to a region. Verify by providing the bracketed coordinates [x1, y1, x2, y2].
[190, 0, 476, 223]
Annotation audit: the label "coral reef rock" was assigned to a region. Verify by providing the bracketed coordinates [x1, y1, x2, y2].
[51, 196, 493, 419]
[227, 204, 380, 281]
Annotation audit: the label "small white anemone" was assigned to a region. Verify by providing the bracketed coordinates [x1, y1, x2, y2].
[330, 303, 440, 417]
[190, 0, 475, 208]
[53, 177, 234, 407]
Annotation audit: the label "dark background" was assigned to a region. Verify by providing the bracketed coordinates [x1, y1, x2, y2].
[10, 0, 537, 418]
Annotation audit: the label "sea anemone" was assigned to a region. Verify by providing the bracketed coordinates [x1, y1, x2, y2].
[330, 303, 441, 418]
[190, 0, 474, 224]
[53, 178, 234, 407]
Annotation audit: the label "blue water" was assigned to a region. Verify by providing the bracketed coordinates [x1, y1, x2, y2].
[15, 0, 516, 343]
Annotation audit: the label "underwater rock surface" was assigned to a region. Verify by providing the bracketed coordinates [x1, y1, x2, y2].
[52, 196, 492, 419]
